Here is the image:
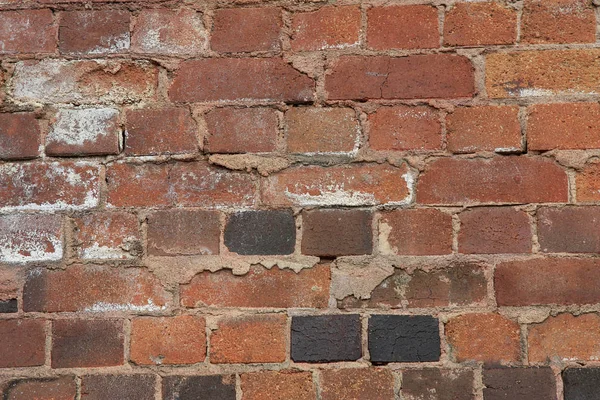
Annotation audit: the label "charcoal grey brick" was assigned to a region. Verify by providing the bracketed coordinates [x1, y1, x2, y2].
[81, 375, 156, 400]
[162, 375, 236, 400]
[224, 210, 296, 255]
[0, 299, 17, 313]
[563, 368, 600, 400]
[483, 368, 557, 400]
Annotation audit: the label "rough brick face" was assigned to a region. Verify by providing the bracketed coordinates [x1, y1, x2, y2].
[521, 0, 595, 44]
[0, 113, 41, 160]
[483, 368, 557, 400]
[576, 162, 600, 202]
[59, 10, 130, 55]
[562, 368, 600, 400]
[401, 369, 475, 400]
[302, 209, 372, 256]
[74, 212, 141, 260]
[368, 106, 441, 151]
[320, 369, 394, 400]
[3, 378, 77, 400]
[0, 10, 56, 54]
[291, 6, 360, 51]
[0, 319, 46, 368]
[367, 5, 439, 50]
[286, 107, 357, 153]
[444, 2, 517, 46]
[211, 7, 281, 53]
[0, 214, 63, 263]
[81, 375, 156, 400]
[241, 371, 316, 400]
[162, 376, 236, 400]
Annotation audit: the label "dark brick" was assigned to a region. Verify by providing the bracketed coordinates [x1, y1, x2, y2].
[0, 319, 46, 368]
[563, 368, 600, 400]
[81, 375, 156, 400]
[402, 369, 475, 400]
[3, 377, 76, 400]
[483, 368, 557, 400]
[301, 209, 372, 257]
[538, 206, 600, 253]
[0, 299, 17, 313]
[224, 210, 295, 255]
[162, 375, 236, 400]
[368, 315, 440, 363]
[291, 315, 361, 363]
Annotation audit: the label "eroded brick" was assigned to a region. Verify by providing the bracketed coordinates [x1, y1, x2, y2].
[286, 107, 358, 153]
[241, 371, 316, 400]
[368, 106, 441, 151]
[302, 209, 372, 256]
[59, 10, 130, 55]
[0, 319, 46, 368]
[211, 7, 281, 53]
[74, 212, 141, 260]
[0, 10, 56, 54]
[291, 315, 361, 362]
[0, 113, 41, 160]
[0, 214, 63, 263]
[521, 0, 595, 44]
[291, 6, 360, 51]
[367, 5, 438, 50]
[320, 369, 394, 400]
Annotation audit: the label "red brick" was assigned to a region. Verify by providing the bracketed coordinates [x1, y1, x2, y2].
[401, 369, 475, 400]
[537, 206, 600, 253]
[59, 10, 130, 55]
[52, 319, 124, 368]
[210, 314, 286, 364]
[528, 313, 600, 363]
[0, 113, 41, 160]
[326, 55, 474, 100]
[0, 214, 63, 263]
[130, 316, 206, 365]
[416, 157, 568, 205]
[262, 163, 411, 207]
[528, 103, 600, 150]
[4, 377, 76, 400]
[367, 5, 438, 50]
[181, 264, 330, 308]
[0, 266, 21, 302]
[379, 209, 452, 255]
[444, 2, 517, 46]
[286, 107, 357, 153]
[169, 58, 314, 103]
[495, 258, 600, 306]
[302, 209, 372, 256]
[459, 207, 531, 254]
[132, 9, 206, 56]
[522, 0, 595, 44]
[23, 264, 170, 312]
[106, 163, 171, 208]
[0, 319, 46, 367]
[125, 108, 198, 156]
[212, 7, 281, 53]
[0, 10, 56, 54]
[204, 108, 278, 153]
[446, 313, 521, 364]
[241, 371, 315, 400]
[368, 106, 441, 151]
[147, 209, 220, 256]
[291, 6, 361, 51]
[577, 162, 600, 202]
[446, 106, 521, 153]
[320, 369, 395, 400]
[74, 212, 141, 260]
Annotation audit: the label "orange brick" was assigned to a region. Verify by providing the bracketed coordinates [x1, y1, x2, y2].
[521, 0, 595, 44]
[320, 369, 395, 400]
[444, 2, 517, 46]
[577, 161, 600, 202]
[367, 5, 438, 50]
[241, 371, 316, 400]
[212, 7, 281, 53]
[291, 6, 360, 51]
[368, 106, 441, 151]
[286, 107, 358, 153]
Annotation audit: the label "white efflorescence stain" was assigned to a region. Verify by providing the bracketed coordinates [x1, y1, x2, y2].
[46, 108, 119, 146]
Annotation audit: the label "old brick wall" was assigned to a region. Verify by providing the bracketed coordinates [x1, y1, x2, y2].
[0, 0, 598, 398]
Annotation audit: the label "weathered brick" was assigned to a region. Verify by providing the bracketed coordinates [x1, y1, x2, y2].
[562, 368, 600, 400]
[130, 316, 206, 365]
[367, 5, 438, 50]
[446, 106, 521, 153]
[291, 315, 361, 362]
[326, 55, 474, 100]
[368, 105, 441, 151]
[291, 6, 360, 51]
[369, 315, 440, 363]
[211, 314, 286, 363]
[147, 209, 220, 256]
[576, 162, 600, 202]
[211, 7, 281, 53]
[59, 10, 130, 55]
[320, 369, 394, 400]
[0, 113, 41, 160]
[241, 371, 316, 400]
[262, 163, 411, 207]
[302, 209, 372, 256]
[181, 264, 330, 308]
[132, 9, 206, 56]
[0, 299, 17, 313]
[162, 376, 236, 400]
[521, 0, 595, 44]
[52, 319, 124, 368]
[286, 107, 357, 153]
[46, 108, 121, 156]
[169, 58, 314, 103]
[23, 265, 170, 312]
[0, 267, 20, 303]
[446, 313, 520, 364]
[125, 108, 198, 156]
[224, 210, 295, 255]
[538, 206, 600, 253]
[444, 2, 517, 46]
[3, 377, 76, 400]
[0, 319, 46, 368]
[379, 209, 452, 255]
[482, 368, 557, 400]
[495, 258, 600, 306]
[106, 163, 171, 207]
[416, 157, 568, 205]
[204, 108, 278, 153]
[0, 10, 56, 54]
[0, 214, 63, 263]
[401, 369, 475, 400]
[74, 212, 141, 260]
[81, 375, 156, 400]
[459, 207, 531, 254]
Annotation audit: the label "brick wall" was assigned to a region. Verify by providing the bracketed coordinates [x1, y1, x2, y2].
[0, 0, 598, 399]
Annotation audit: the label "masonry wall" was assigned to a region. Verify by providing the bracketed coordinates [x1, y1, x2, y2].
[0, 0, 599, 399]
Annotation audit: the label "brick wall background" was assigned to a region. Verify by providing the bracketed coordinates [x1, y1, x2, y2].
[0, 0, 598, 399]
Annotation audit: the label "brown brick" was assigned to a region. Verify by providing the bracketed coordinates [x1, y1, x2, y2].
[0, 319, 46, 368]
[23, 265, 170, 312]
[52, 319, 124, 368]
[130, 316, 206, 365]
[205, 108, 278, 153]
[210, 314, 286, 364]
[446, 106, 521, 153]
[320, 369, 395, 400]
[212, 7, 281, 53]
[446, 313, 521, 364]
[106, 163, 171, 208]
[401, 369, 475, 400]
[0, 266, 21, 302]
[528, 313, 600, 363]
[0, 214, 63, 263]
[379, 209, 453, 255]
[286, 107, 357, 153]
[444, 2, 517, 46]
[483, 368, 557, 400]
[291, 6, 360, 51]
[458, 207, 532, 254]
[367, 5, 438, 50]
[416, 157, 568, 205]
[368, 106, 441, 151]
[241, 371, 316, 400]
[538, 206, 600, 253]
[0, 10, 56, 54]
[326, 55, 474, 100]
[522, 0, 595, 44]
[181, 264, 330, 308]
[495, 258, 600, 306]
[577, 162, 600, 202]
[4, 377, 76, 400]
[59, 10, 130, 55]
[81, 375, 156, 400]
[74, 212, 141, 260]
[0, 113, 41, 160]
